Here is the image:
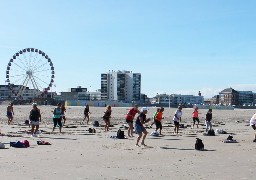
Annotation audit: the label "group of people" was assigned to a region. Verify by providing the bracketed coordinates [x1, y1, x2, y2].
[5, 102, 67, 137]
[123, 104, 214, 146]
[4, 102, 256, 144]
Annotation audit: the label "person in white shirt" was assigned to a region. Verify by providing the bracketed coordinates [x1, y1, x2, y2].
[173, 106, 182, 134]
[249, 113, 256, 142]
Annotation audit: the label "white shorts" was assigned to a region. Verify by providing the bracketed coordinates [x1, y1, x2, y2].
[31, 121, 39, 126]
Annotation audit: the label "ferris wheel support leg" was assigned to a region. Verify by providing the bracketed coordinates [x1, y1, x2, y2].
[17, 76, 29, 98]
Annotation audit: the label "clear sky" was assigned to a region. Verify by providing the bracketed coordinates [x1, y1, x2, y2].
[0, 0, 256, 98]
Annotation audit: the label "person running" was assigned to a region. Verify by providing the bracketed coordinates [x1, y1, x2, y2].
[61, 104, 67, 125]
[125, 104, 140, 137]
[249, 113, 256, 142]
[52, 103, 63, 133]
[7, 103, 14, 125]
[205, 109, 213, 132]
[173, 106, 182, 134]
[155, 107, 164, 135]
[103, 105, 112, 132]
[192, 107, 200, 128]
[135, 107, 150, 147]
[29, 103, 41, 137]
[83, 104, 91, 125]
[149, 108, 160, 128]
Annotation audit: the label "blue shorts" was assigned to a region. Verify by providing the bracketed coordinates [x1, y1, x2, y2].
[135, 124, 146, 134]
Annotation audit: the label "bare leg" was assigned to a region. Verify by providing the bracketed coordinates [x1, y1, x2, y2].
[141, 131, 148, 145]
[136, 133, 142, 146]
[31, 125, 35, 135]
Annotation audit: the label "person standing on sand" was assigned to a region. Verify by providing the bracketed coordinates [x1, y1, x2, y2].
[192, 107, 200, 128]
[149, 108, 160, 128]
[83, 104, 91, 125]
[61, 104, 67, 125]
[249, 113, 256, 142]
[173, 106, 182, 134]
[29, 103, 41, 137]
[155, 107, 164, 135]
[205, 109, 213, 132]
[7, 103, 14, 125]
[103, 105, 112, 132]
[125, 104, 140, 137]
[52, 103, 63, 133]
[135, 107, 150, 147]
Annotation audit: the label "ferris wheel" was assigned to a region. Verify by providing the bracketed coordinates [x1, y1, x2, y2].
[6, 48, 55, 98]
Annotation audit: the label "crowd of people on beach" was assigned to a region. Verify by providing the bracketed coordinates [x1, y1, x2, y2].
[2, 102, 256, 146]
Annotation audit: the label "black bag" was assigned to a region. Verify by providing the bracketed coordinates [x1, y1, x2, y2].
[117, 129, 125, 139]
[93, 121, 99, 127]
[207, 129, 215, 136]
[195, 138, 204, 150]
[88, 128, 93, 133]
[227, 135, 233, 140]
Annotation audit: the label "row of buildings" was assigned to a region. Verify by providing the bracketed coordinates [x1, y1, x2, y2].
[1, 70, 256, 107]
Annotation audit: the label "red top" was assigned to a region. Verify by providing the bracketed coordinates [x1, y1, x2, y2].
[126, 108, 139, 121]
[193, 110, 199, 118]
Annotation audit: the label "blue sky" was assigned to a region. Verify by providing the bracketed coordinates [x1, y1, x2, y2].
[0, 0, 256, 98]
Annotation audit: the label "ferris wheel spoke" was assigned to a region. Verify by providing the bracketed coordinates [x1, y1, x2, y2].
[13, 62, 28, 72]
[32, 77, 44, 90]
[9, 73, 27, 78]
[32, 55, 45, 71]
[12, 75, 27, 85]
[17, 57, 29, 70]
[31, 53, 40, 70]
[33, 69, 51, 74]
[33, 75, 50, 87]
[32, 62, 49, 72]
[20, 53, 30, 69]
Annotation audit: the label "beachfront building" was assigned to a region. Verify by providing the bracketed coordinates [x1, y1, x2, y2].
[219, 88, 239, 106]
[60, 86, 101, 101]
[238, 91, 254, 106]
[101, 70, 141, 103]
[155, 93, 204, 106]
[0, 85, 41, 100]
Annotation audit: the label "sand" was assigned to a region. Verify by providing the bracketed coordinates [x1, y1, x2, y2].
[0, 105, 255, 180]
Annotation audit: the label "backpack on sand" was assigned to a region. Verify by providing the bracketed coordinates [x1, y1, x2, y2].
[117, 129, 125, 139]
[195, 138, 204, 151]
[93, 121, 99, 127]
[207, 129, 215, 136]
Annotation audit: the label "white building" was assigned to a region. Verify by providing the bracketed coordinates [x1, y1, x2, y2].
[156, 93, 204, 106]
[101, 70, 141, 102]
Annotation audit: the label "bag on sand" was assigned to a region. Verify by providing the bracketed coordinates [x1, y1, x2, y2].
[117, 129, 125, 139]
[93, 121, 99, 127]
[88, 128, 96, 133]
[207, 129, 215, 136]
[195, 138, 204, 151]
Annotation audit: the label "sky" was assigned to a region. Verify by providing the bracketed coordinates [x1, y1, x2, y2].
[0, 0, 256, 98]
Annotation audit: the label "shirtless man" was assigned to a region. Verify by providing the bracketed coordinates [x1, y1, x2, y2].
[7, 103, 14, 125]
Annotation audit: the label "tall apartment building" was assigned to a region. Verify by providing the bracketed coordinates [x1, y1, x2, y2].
[101, 70, 141, 102]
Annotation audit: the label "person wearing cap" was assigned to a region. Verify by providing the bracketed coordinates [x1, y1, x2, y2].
[135, 107, 150, 146]
[125, 104, 140, 137]
[52, 103, 63, 133]
[7, 103, 14, 125]
[29, 103, 41, 137]
[173, 106, 182, 134]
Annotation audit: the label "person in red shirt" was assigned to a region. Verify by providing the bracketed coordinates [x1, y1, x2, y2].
[125, 104, 140, 137]
[192, 107, 200, 128]
[155, 107, 164, 135]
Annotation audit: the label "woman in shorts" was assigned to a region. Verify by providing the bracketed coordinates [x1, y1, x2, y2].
[125, 104, 140, 137]
[173, 106, 182, 134]
[103, 105, 112, 132]
[29, 103, 41, 137]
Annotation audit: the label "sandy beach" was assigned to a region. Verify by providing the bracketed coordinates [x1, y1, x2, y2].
[0, 104, 256, 180]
